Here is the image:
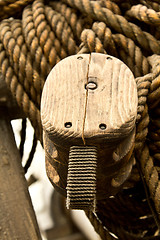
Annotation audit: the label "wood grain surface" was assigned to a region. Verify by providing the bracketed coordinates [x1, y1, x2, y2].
[0, 117, 41, 240]
[41, 54, 90, 146]
[84, 53, 137, 143]
[41, 53, 137, 146]
[41, 53, 138, 200]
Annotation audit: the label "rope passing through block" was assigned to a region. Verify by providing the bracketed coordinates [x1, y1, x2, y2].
[66, 146, 97, 210]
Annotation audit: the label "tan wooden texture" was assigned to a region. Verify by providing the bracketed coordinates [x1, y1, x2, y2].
[84, 53, 137, 143]
[41, 53, 137, 146]
[41, 54, 90, 146]
[0, 117, 42, 240]
[41, 53, 138, 200]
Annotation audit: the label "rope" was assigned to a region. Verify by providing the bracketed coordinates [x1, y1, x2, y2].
[19, 118, 38, 173]
[24, 132, 37, 173]
[126, 4, 160, 25]
[80, 21, 150, 77]
[0, 0, 34, 20]
[66, 146, 97, 210]
[1, 0, 160, 239]
[61, 0, 160, 55]
[19, 118, 27, 158]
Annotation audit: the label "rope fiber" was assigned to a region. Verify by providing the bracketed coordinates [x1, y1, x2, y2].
[1, 0, 160, 239]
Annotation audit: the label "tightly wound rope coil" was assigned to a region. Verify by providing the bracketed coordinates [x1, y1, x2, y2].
[66, 146, 97, 210]
[1, 0, 160, 239]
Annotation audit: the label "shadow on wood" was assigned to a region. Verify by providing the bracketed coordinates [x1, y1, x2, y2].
[0, 116, 42, 240]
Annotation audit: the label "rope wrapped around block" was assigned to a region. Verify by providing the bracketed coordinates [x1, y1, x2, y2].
[66, 146, 97, 210]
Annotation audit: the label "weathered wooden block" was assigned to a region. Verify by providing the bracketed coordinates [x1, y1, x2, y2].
[41, 53, 138, 210]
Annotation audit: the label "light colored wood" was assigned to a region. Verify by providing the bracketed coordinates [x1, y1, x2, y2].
[41, 54, 90, 146]
[41, 53, 138, 200]
[84, 53, 137, 143]
[41, 53, 137, 146]
[0, 117, 42, 240]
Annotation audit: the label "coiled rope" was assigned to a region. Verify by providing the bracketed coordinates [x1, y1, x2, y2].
[1, 0, 160, 239]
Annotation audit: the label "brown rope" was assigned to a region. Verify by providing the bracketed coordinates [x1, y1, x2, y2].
[126, 4, 160, 26]
[61, 0, 160, 55]
[85, 211, 116, 240]
[91, 21, 150, 77]
[0, 0, 34, 21]
[48, 1, 85, 40]
[140, 1, 160, 12]
[1, 0, 160, 239]
[0, 41, 42, 140]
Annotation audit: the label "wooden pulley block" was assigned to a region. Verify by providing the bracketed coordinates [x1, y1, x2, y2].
[41, 53, 138, 210]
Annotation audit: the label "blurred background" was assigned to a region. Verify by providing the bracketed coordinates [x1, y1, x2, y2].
[11, 119, 101, 240]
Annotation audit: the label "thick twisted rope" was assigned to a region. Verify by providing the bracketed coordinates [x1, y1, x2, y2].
[81, 21, 150, 77]
[0, 0, 34, 21]
[0, 0, 79, 141]
[126, 4, 160, 25]
[1, 0, 160, 239]
[61, 0, 160, 55]
[134, 56, 160, 231]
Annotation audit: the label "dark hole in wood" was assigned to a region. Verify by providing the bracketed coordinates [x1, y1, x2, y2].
[77, 56, 83, 60]
[106, 56, 112, 60]
[85, 81, 97, 90]
[65, 122, 72, 128]
[99, 123, 107, 130]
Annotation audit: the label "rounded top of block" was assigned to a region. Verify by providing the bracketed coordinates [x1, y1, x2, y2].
[41, 53, 138, 146]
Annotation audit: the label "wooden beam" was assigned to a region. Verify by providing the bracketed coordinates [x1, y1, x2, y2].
[0, 116, 42, 240]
